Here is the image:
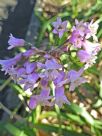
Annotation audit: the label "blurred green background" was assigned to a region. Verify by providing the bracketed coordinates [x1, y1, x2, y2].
[0, 0, 102, 136]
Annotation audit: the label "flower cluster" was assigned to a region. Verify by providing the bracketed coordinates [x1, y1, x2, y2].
[69, 19, 100, 69]
[0, 18, 101, 110]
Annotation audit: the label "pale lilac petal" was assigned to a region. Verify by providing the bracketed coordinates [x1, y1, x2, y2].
[25, 62, 36, 74]
[59, 31, 64, 38]
[68, 70, 79, 82]
[57, 79, 68, 87]
[52, 17, 62, 28]
[44, 54, 51, 59]
[83, 40, 100, 54]
[54, 71, 65, 85]
[52, 29, 58, 34]
[86, 20, 99, 41]
[45, 59, 62, 70]
[14, 53, 22, 61]
[0, 59, 15, 67]
[55, 87, 70, 107]
[37, 62, 45, 69]
[77, 50, 90, 63]
[57, 17, 62, 25]
[69, 31, 83, 48]
[7, 45, 14, 50]
[29, 97, 37, 109]
[24, 84, 32, 91]
[68, 68, 84, 82]
[40, 88, 50, 97]
[41, 79, 48, 87]
[69, 77, 86, 91]
[39, 71, 49, 78]
[29, 88, 53, 109]
[28, 73, 39, 84]
[71, 20, 90, 39]
[0, 55, 21, 74]
[68, 68, 86, 91]
[62, 21, 67, 27]
[50, 70, 59, 80]
[17, 68, 26, 77]
[23, 49, 35, 58]
[52, 17, 67, 38]
[52, 22, 58, 28]
[8, 34, 25, 50]
[69, 82, 76, 91]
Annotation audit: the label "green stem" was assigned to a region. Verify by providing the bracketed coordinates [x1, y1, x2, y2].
[0, 77, 11, 92]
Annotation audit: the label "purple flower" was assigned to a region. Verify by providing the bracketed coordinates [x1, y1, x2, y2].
[45, 59, 62, 70]
[83, 40, 100, 55]
[37, 58, 62, 70]
[52, 17, 67, 38]
[54, 71, 68, 87]
[29, 97, 37, 109]
[68, 68, 83, 82]
[27, 73, 39, 84]
[16, 67, 26, 77]
[29, 89, 53, 109]
[55, 87, 70, 107]
[18, 72, 39, 91]
[72, 19, 89, 37]
[23, 48, 36, 58]
[38, 59, 65, 86]
[0, 18, 100, 110]
[37, 62, 45, 69]
[69, 31, 83, 48]
[40, 79, 48, 88]
[0, 54, 21, 74]
[50, 70, 60, 80]
[77, 40, 101, 69]
[25, 73, 39, 91]
[8, 34, 25, 50]
[77, 50, 91, 63]
[69, 20, 94, 48]
[10, 67, 26, 82]
[0, 59, 16, 73]
[37, 58, 62, 80]
[39, 70, 59, 81]
[24, 61, 36, 74]
[67, 68, 86, 91]
[77, 49, 98, 69]
[86, 20, 99, 41]
[69, 77, 86, 91]
[39, 71, 49, 79]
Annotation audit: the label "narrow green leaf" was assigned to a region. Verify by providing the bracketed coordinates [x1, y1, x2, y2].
[34, 123, 90, 136]
[5, 123, 28, 136]
[65, 104, 94, 125]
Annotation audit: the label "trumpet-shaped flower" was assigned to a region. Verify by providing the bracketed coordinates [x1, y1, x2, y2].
[83, 40, 100, 55]
[37, 58, 62, 70]
[77, 50, 91, 63]
[52, 17, 67, 38]
[0, 54, 21, 74]
[77, 40, 101, 69]
[69, 31, 83, 48]
[29, 89, 53, 109]
[55, 87, 70, 107]
[19, 72, 39, 91]
[72, 19, 89, 37]
[24, 61, 37, 74]
[8, 34, 25, 49]
[86, 20, 99, 41]
[67, 68, 86, 91]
